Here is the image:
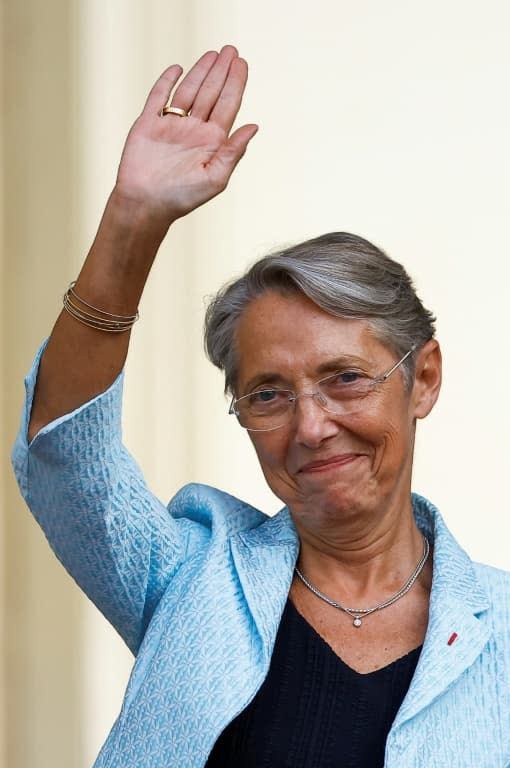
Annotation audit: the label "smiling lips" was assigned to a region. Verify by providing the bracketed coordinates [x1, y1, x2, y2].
[298, 454, 361, 474]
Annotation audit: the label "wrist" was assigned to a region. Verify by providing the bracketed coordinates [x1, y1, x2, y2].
[108, 185, 177, 242]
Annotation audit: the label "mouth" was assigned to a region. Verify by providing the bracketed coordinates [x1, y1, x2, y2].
[298, 454, 362, 474]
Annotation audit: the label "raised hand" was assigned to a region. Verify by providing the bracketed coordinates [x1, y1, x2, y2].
[115, 45, 258, 223]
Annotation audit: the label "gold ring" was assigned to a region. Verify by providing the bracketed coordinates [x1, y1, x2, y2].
[161, 105, 188, 117]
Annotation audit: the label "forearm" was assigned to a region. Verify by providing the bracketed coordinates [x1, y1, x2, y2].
[28, 188, 173, 441]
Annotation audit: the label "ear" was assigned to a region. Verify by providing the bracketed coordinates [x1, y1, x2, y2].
[412, 339, 442, 419]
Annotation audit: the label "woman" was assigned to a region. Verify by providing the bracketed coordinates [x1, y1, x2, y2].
[12, 46, 510, 767]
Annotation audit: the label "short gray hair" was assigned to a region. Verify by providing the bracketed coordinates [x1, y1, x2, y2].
[204, 232, 436, 394]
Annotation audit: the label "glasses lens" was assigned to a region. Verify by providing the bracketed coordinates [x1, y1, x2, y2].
[317, 372, 372, 414]
[236, 389, 293, 430]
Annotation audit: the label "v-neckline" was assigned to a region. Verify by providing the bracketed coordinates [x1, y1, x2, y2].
[286, 597, 422, 678]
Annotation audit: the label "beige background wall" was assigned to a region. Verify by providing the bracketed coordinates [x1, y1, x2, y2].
[2, 1, 509, 766]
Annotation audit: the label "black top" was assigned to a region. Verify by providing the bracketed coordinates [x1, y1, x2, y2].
[206, 598, 421, 768]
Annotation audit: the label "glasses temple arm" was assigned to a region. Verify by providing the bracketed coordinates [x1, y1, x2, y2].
[381, 344, 417, 381]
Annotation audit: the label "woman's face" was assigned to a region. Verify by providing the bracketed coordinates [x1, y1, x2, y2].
[234, 290, 441, 529]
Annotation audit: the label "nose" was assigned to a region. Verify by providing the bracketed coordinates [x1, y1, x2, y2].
[291, 393, 340, 448]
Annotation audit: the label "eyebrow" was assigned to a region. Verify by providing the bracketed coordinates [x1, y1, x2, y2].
[241, 355, 373, 395]
[315, 355, 372, 376]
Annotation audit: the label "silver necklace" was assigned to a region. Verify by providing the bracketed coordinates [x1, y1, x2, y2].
[294, 535, 430, 628]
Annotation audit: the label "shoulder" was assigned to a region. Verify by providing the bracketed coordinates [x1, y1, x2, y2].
[472, 561, 510, 645]
[167, 482, 269, 540]
[473, 560, 510, 599]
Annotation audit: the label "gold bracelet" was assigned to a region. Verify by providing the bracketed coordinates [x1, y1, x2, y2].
[62, 282, 139, 333]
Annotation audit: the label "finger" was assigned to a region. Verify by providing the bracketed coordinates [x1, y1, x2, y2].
[143, 65, 183, 116]
[208, 57, 248, 133]
[189, 45, 239, 122]
[209, 123, 259, 181]
[167, 50, 220, 113]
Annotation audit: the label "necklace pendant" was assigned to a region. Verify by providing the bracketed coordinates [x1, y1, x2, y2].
[353, 617, 362, 628]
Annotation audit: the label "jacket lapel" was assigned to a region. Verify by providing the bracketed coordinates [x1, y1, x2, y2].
[393, 495, 491, 728]
[230, 507, 299, 663]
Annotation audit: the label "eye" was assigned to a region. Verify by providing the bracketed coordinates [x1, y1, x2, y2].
[329, 371, 365, 385]
[319, 370, 370, 400]
[248, 389, 280, 404]
[238, 389, 292, 417]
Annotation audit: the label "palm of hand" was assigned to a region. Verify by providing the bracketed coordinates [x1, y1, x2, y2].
[118, 115, 231, 217]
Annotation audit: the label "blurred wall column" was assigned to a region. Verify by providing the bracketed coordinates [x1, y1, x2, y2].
[3, 1, 82, 767]
[1, 2, 6, 765]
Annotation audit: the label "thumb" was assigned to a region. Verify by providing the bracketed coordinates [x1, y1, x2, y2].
[209, 123, 259, 180]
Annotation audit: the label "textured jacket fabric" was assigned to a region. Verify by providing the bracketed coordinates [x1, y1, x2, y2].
[12, 345, 510, 768]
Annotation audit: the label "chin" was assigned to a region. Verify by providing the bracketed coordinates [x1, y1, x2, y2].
[317, 491, 370, 521]
[288, 482, 373, 522]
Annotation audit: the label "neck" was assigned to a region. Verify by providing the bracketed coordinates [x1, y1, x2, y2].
[293, 493, 431, 605]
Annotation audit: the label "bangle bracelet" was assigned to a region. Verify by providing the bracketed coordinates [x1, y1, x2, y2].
[68, 282, 139, 321]
[62, 282, 139, 333]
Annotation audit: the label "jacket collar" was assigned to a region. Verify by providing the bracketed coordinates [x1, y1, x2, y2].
[232, 494, 491, 726]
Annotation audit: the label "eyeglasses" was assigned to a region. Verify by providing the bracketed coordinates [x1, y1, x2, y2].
[229, 345, 416, 432]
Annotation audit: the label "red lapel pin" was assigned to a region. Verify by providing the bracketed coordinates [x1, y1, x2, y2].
[447, 632, 458, 646]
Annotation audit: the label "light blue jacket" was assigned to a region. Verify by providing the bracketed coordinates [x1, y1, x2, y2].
[12, 345, 510, 767]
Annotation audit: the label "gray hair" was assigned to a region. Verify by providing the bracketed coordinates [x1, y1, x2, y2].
[204, 232, 436, 394]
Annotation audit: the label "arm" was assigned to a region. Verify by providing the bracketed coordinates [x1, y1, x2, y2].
[14, 46, 258, 650]
[28, 45, 257, 439]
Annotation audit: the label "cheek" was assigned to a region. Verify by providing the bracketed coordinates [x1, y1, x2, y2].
[250, 435, 294, 487]
[343, 404, 413, 463]
[370, 414, 415, 473]
[251, 434, 286, 469]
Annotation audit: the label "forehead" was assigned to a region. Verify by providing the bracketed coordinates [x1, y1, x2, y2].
[234, 290, 391, 387]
